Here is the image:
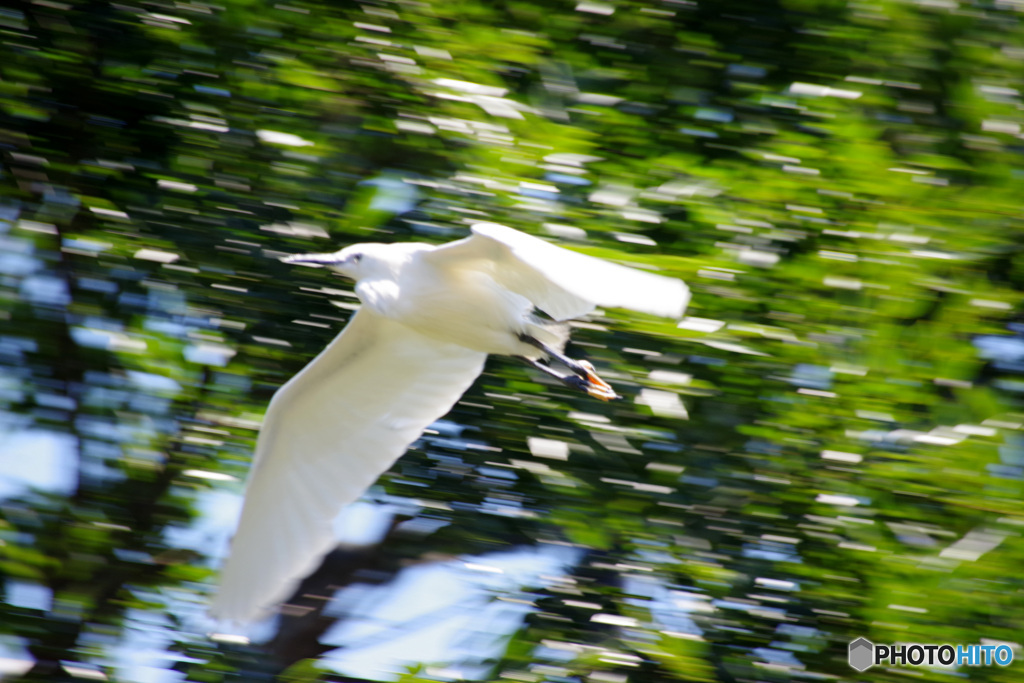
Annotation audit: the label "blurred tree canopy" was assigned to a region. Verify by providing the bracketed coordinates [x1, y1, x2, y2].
[2, 0, 1024, 681]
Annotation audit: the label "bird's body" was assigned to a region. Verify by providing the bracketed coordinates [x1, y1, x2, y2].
[368, 249, 542, 356]
[211, 223, 689, 623]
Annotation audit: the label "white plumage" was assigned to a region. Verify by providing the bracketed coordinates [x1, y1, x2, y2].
[211, 222, 689, 622]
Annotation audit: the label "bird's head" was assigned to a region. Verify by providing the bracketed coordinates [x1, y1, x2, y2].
[282, 244, 392, 280]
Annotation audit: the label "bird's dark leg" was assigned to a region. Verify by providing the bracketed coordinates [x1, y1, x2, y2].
[516, 356, 594, 393]
[518, 334, 590, 379]
[516, 334, 620, 401]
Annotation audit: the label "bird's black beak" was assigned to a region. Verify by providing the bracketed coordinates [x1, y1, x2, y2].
[281, 253, 341, 267]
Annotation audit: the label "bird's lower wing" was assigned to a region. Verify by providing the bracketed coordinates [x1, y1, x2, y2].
[211, 309, 487, 623]
[426, 222, 689, 320]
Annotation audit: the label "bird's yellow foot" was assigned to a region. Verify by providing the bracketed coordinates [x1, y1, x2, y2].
[577, 360, 621, 401]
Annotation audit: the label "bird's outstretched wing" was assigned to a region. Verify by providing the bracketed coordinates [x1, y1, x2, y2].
[211, 309, 487, 623]
[427, 222, 689, 320]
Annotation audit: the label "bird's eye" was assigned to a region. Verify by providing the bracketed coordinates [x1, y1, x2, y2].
[352, 253, 362, 263]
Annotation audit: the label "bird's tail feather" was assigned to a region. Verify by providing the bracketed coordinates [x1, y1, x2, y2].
[524, 315, 571, 357]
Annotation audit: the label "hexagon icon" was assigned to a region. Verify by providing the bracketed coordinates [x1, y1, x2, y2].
[849, 637, 874, 672]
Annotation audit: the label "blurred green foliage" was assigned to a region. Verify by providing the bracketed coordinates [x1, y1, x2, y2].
[2, 0, 1024, 681]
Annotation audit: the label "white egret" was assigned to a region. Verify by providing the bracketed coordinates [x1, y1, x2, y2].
[211, 222, 689, 622]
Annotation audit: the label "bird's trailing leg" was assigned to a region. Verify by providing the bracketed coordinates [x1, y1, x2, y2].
[518, 333, 605, 383]
[517, 334, 620, 401]
[516, 356, 620, 401]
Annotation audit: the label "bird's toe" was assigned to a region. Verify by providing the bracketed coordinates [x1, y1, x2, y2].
[577, 361, 621, 401]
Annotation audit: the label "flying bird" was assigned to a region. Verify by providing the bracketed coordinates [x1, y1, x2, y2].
[211, 222, 689, 622]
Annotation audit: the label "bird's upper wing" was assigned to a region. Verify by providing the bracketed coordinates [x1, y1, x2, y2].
[211, 309, 487, 623]
[426, 222, 689, 321]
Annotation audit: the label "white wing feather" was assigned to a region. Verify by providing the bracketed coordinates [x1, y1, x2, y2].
[211, 309, 486, 622]
[428, 222, 689, 320]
